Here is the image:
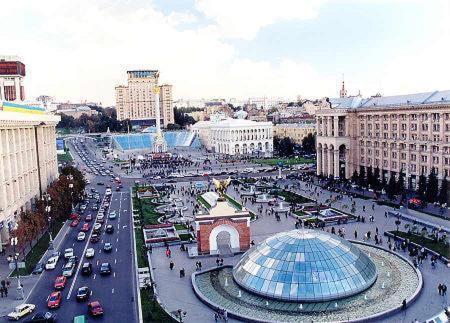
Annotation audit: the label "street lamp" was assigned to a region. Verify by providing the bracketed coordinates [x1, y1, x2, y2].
[68, 175, 74, 213]
[42, 193, 53, 250]
[175, 309, 187, 322]
[10, 236, 24, 300]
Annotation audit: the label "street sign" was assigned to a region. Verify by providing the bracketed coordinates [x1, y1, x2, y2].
[9, 262, 26, 270]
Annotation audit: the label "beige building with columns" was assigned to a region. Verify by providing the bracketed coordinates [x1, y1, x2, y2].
[316, 90, 450, 190]
[0, 102, 60, 248]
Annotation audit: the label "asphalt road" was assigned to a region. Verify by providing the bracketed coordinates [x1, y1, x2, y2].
[0, 139, 139, 322]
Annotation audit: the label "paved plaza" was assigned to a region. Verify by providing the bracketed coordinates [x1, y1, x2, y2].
[149, 177, 450, 323]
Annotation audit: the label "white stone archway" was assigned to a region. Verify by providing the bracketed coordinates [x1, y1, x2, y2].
[209, 224, 240, 253]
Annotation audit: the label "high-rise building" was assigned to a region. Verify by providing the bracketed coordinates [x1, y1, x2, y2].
[0, 55, 26, 102]
[316, 89, 450, 193]
[115, 70, 174, 127]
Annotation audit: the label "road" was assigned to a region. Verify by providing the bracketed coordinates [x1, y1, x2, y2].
[0, 139, 139, 322]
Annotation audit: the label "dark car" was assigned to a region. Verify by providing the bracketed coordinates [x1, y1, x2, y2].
[105, 224, 114, 234]
[24, 311, 56, 323]
[88, 301, 104, 317]
[32, 262, 45, 275]
[99, 262, 111, 275]
[76, 286, 91, 302]
[103, 242, 113, 253]
[90, 234, 100, 243]
[81, 262, 92, 276]
[97, 182, 104, 186]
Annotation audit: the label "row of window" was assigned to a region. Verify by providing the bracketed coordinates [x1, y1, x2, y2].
[359, 112, 447, 122]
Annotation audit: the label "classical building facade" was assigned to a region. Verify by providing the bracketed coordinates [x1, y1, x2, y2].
[192, 118, 273, 156]
[274, 123, 316, 145]
[115, 70, 174, 127]
[316, 90, 450, 189]
[0, 56, 26, 102]
[0, 101, 60, 246]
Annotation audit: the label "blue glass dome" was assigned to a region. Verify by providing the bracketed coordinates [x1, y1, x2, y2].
[233, 229, 377, 302]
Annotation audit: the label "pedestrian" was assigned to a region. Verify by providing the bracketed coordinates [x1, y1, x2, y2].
[0, 287, 3, 298]
[4, 287, 8, 297]
[354, 230, 357, 239]
[214, 312, 218, 322]
[216, 258, 220, 266]
[220, 258, 224, 266]
[179, 268, 185, 278]
[198, 261, 202, 270]
[443, 284, 447, 296]
[169, 261, 174, 270]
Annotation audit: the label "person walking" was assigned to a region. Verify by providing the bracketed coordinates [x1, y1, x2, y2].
[443, 284, 447, 296]
[0, 287, 3, 298]
[438, 284, 442, 295]
[354, 230, 357, 239]
[169, 261, 174, 270]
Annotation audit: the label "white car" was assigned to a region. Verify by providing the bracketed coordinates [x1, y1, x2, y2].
[45, 252, 61, 270]
[108, 211, 117, 219]
[105, 188, 112, 196]
[85, 248, 95, 258]
[77, 232, 86, 241]
[7, 303, 36, 320]
[64, 248, 74, 259]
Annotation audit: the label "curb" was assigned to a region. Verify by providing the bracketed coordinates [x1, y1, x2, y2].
[131, 187, 143, 323]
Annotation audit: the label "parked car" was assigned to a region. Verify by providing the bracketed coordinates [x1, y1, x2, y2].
[7, 304, 36, 320]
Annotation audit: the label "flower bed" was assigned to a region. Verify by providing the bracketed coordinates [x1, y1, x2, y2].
[276, 190, 313, 204]
[387, 230, 450, 258]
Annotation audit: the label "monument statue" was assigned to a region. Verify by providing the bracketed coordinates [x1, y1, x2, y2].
[212, 177, 231, 197]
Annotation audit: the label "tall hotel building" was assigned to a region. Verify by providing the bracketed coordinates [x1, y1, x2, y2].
[0, 56, 60, 248]
[115, 70, 174, 127]
[316, 84, 450, 190]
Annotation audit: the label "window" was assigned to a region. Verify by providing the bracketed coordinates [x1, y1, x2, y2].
[421, 155, 428, 162]
[401, 153, 406, 160]
[422, 124, 429, 131]
[433, 157, 439, 164]
[433, 135, 440, 142]
[410, 154, 417, 161]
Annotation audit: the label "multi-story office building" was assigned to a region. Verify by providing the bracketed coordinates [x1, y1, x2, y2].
[0, 56, 26, 102]
[316, 90, 450, 190]
[274, 123, 316, 145]
[115, 70, 174, 127]
[0, 101, 60, 247]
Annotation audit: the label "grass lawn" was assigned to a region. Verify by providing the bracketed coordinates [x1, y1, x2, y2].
[141, 288, 176, 323]
[224, 194, 242, 210]
[174, 224, 187, 230]
[293, 210, 307, 217]
[389, 230, 450, 258]
[57, 151, 73, 163]
[178, 233, 192, 241]
[253, 157, 314, 166]
[139, 199, 163, 225]
[11, 220, 65, 276]
[197, 195, 211, 209]
[277, 190, 313, 204]
[135, 229, 148, 268]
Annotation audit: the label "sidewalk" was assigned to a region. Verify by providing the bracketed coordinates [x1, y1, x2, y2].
[0, 221, 71, 317]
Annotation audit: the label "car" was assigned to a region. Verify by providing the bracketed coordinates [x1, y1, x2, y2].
[105, 188, 112, 196]
[88, 300, 104, 317]
[91, 205, 98, 211]
[99, 262, 111, 275]
[80, 204, 86, 211]
[108, 211, 116, 219]
[69, 213, 80, 220]
[32, 262, 45, 275]
[97, 182, 104, 186]
[64, 248, 74, 259]
[54, 276, 67, 290]
[7, 303, 36, 320]
[76, 286, 91, 302]
[90, 188, 97, 193]
[81, 223, 90, 232]
[85, 214, 93, 222]
[46, 291, 62, 309]
[90, 234, 100, 243]
[23, 311, 56, 323]
[45, 252, 61, 270]
[81, 262, 92, 276]
[77, 232, 86, 241]
[62, 261, 76, 277]
[115, 186, 120, 191]
[85, 248, 95, 258]
[103, 242, 113, 253]
[96, 215, 105, 223]
[105, 224, 114, 234]
[70, 219, 79, 227]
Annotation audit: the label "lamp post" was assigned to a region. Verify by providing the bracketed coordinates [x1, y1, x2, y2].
[42, 193, 53, 250]
[175, 309, 187, 323]
[10, 236, 24, 300]
[68, 174, 74, 213]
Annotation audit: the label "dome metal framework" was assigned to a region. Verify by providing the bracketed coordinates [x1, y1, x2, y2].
[233, 229, 377, 302]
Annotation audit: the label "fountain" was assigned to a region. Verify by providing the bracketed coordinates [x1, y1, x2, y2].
[255, 193, 276, 203]
[273, 200, 290, 215]
[241, 185, 261, 196]
[299, 304, 303, 310]
[265, 300, 269, 306]
[381, 282, 385, 289]
[364, 294, 368, 300]
[387, 272, 390, 277]
[238, 290, 242, 298]
[224, 278, 228, 286]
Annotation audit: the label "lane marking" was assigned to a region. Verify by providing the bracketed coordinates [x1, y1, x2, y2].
[116, 237, 119, 242]
[114, 259, 117, 264]
[115, 248, 118, 252]
[93, 274, 96, 280]
[112, 288, 115, 294]
[113, 272, 116, 278]
[122, 225, 127, 228]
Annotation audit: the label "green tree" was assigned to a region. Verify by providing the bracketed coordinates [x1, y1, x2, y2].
[274, 136, 294, 157]
[396, 169, 405, 195]
[438, 176, 448, 205]
[351, 170, 358, 183]
[387, 174, 397, 200]
[381, 171, 388, 190]
[373, 167, 381, 190]
[417, 173, 427, 201]
[367, 166, 374, 188]
[425, 168, 439, 203]
[301, 133, 316, 153]
[358, 167, 366, 186]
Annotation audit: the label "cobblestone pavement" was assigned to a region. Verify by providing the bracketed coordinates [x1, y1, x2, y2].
[150, 179, 450, 323]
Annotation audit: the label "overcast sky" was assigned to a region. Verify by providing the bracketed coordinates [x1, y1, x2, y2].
[2, 0, 449, 106]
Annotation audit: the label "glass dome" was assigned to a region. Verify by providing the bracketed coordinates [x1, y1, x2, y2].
[233, 229, 377, 302]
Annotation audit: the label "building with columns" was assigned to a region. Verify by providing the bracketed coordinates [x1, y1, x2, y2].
[115, 70, 174, 127]
[0, 56, 26, 102]
[192, 118, 273, 156]
[0, 101, 60, 248]
[316, 89, 450, 190]
[273, 122, 316, 145]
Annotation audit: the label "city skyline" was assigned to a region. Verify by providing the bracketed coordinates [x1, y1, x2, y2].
[2, 0, 449, 106]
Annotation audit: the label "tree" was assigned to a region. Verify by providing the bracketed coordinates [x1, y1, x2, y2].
[425, 168, 439, 203]
[387, 174, 397, 200]
[301, 133, 316, 154]
[358, 167, 366, 186]
[274, 137, 294, 157]
[373, 167, 381, 190]
[396, 169, 405, 195]
[417, 173, 427, 201]
[438, 176, 448, 205]
[174, 108, 196, 128]
[381, 171, 388, 190]
[351, 170, 358, 183]
[367, 166, 374, 188]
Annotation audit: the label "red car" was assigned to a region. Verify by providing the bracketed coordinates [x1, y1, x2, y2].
[69, 213, 80, 220]
[47, 291, 62, 309]
[54, 276, 67, 290]
[85, 214, 93, 222]
[88, 301, 104, 317]
[70, 219, 79, 227]
[81, 223, 90, 232]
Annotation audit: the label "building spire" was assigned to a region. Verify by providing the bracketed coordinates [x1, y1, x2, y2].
[339, 74, 347, 98]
